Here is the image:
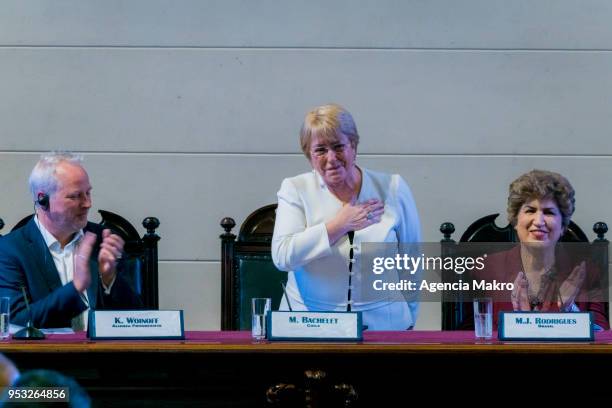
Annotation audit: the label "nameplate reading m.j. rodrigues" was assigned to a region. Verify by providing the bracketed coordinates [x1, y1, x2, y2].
[88, 310, 184, 340]
[498, 312, 593, 341]
[268, 311, 362, 341]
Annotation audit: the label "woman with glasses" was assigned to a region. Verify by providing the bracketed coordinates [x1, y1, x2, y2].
[271, 104, 421, 330]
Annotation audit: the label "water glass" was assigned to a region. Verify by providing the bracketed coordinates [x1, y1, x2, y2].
[473, 297, 492, 339]
[0, 297, 10, 339]
[251, 298, 271, 340]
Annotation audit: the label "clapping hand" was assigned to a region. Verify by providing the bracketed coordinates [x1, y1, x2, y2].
[74, 232, 96, 292]
[511, 271, 530, 311]
[558, 261, 586, 311]
[98, 229, 125, 287]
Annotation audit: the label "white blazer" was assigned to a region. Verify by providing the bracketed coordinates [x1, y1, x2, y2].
[272, 167, 421, 330]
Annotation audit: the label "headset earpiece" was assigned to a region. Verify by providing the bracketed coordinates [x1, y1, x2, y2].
[37, 193, 50, 211]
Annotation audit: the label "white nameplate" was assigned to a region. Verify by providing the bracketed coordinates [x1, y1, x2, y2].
[268, 311, 362, 341]
[88, 310, 184, 340]
[498, 312, 593, 341]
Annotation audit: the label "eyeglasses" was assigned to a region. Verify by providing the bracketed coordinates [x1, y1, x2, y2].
[311, 143, 349, 158]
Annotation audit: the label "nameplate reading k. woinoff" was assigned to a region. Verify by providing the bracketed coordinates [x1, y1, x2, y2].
[498, 312, 593, 341]
[268, 311, 362, 341]
[89, 310, 184, 340]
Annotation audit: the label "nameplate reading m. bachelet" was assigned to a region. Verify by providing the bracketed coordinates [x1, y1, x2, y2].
[88, 310, 184, 340]
[498, 312, 593, 341]
[268, 311, 362, 341]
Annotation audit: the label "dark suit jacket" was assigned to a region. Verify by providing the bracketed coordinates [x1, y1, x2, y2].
[0, 218, 143, 328]
[465, 245, 609, 330]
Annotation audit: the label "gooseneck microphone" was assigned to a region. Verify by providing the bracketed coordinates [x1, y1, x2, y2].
[281, 282, 293, 312]
[13, 286, 46, 340]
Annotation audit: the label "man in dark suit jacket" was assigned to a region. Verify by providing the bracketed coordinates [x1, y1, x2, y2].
[0, 152, 142, 329]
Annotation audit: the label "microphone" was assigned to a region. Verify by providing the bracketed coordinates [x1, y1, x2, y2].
[13, 286, 45, 340]
[281, 282, 293, 312]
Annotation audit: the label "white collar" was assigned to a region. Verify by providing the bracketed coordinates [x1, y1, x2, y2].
[34, 215, 84, 251]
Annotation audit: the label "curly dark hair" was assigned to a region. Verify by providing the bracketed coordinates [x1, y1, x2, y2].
[507, 169, 575, 228]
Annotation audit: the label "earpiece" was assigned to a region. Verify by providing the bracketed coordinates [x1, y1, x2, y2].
[37, 193, 49, 211]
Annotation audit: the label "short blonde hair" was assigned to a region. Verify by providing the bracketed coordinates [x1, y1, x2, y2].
[507, 169, 575, 228]
[299, 104, 359, 160]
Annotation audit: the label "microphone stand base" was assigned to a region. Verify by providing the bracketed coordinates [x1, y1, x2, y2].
[13, 326, 46, 340]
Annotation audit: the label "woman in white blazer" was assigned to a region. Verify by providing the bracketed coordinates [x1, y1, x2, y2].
[272, 104, 421, 330]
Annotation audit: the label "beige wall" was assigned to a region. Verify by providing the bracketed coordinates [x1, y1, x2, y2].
[1, 1, 611, 330]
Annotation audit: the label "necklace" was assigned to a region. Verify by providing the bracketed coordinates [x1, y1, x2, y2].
[522, 264, 557, 311]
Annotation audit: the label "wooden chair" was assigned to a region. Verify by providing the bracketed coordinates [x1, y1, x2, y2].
[6, 210, 160, 309]
[98, 210, 161, 309]
[439, 214, 608, 330]
[220, 204, 287, 330]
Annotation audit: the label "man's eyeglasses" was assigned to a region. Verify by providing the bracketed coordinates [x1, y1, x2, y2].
[311, 143, 348, 158]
